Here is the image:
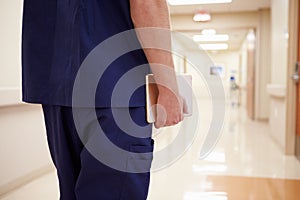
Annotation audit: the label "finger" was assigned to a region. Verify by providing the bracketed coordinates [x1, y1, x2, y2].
[155, 104, 167, 128]
[169, 116, 183, 126]
[154, 121, 161, 129]
[182, 97, 188, 114]
[155, 117, 167, 128]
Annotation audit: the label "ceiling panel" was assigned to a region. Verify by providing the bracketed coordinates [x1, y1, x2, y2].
[169, 0, 267, 52]
[179, 29, 249, 51]
[169, 0, 271, 15]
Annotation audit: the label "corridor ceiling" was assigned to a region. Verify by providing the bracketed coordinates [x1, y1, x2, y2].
[169, 0, 271, 14]
[169, 0, 271, 52]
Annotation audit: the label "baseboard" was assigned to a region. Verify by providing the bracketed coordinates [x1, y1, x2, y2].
[0, 164, 55, 197]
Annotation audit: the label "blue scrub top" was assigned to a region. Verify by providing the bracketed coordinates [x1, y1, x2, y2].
[22, 0, 150, 107]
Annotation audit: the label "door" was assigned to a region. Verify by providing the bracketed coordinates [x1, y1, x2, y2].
[295, 1, 300, 159]
[247, 47, 255, 120]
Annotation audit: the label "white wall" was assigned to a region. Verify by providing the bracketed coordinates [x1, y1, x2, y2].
[208, 51, 241, 106]
[0, 0, 23, 106]
[271, 0, 289, 85]
[0, 0, 53, 195]
[0, 104, 53, 195]
[208, 51, 240, 84]
[239, 40, 249, 108]
[267, 0, 289, 151]
[0, 0, 22, 88]
[255, 9, 271, 120]
[240, 42, 248, 88]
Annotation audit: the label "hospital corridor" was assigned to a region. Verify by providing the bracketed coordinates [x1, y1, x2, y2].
[2, 105, 300, 200]
[1, 0, 300, 200]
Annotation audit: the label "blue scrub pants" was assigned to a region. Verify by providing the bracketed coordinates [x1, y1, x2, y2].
[42, 105, 153, 200]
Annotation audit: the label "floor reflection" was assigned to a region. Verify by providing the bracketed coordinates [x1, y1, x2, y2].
[2, 104, 300, 200]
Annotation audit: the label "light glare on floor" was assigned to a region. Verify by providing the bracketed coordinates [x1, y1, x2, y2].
[203, 151, 226, 163]
[192, 164, 228, 173]
[184, 192, 228, 200]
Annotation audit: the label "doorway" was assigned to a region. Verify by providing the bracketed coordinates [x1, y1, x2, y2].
[295, 1, 300, 159]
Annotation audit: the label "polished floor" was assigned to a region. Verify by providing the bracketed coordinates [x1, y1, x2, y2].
[1, 103, 300, 200]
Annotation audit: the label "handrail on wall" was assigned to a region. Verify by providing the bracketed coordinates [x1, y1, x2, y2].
[0, 87, 23, 107]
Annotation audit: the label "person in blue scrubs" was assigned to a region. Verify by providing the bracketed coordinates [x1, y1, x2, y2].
[22, 0, 184, 199]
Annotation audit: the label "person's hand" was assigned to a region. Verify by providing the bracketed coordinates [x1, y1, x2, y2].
[154, 87, 188, 129]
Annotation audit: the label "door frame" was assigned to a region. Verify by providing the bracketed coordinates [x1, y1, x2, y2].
[285, 0, 299, 155]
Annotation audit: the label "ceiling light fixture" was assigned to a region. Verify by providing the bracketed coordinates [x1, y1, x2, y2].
[201, 29, 217, 35]
[168, 0, 233, 6]
[193, 10, 211, 22]
[199, 43, 229, 50]
[193, 34, 229, 42]
[246, 30, 256, 42]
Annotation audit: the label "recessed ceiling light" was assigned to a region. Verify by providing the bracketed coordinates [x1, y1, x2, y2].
[285, 31, 289, 40]
[247, 30, 255, 41]
[193, 34, 229, 42]
[193, 11, 211, 22]
[199, 43, 229, 50]
[168, 0, 233, 6]
[201, 29, 217, 35]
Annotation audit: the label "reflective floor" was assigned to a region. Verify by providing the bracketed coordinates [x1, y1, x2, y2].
[148, 102, 300, 200]
[1, 103, 300, 200]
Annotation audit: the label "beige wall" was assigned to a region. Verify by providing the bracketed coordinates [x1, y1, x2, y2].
[208, 52, 240, 106]
[0, 104, 53, 195]
[208, 51, 240, 86]
[0, 0, 22, 88]
[255, 9, 271, 120]
[0, 0, 23, 106]
[267, 0, 290, 152]
[239, 40, 249, 108]
[271, 0, 289, 85]
[0, 0, 53, 195]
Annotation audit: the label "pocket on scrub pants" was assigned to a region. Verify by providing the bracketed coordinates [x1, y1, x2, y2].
[120, 141, 154, 200]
